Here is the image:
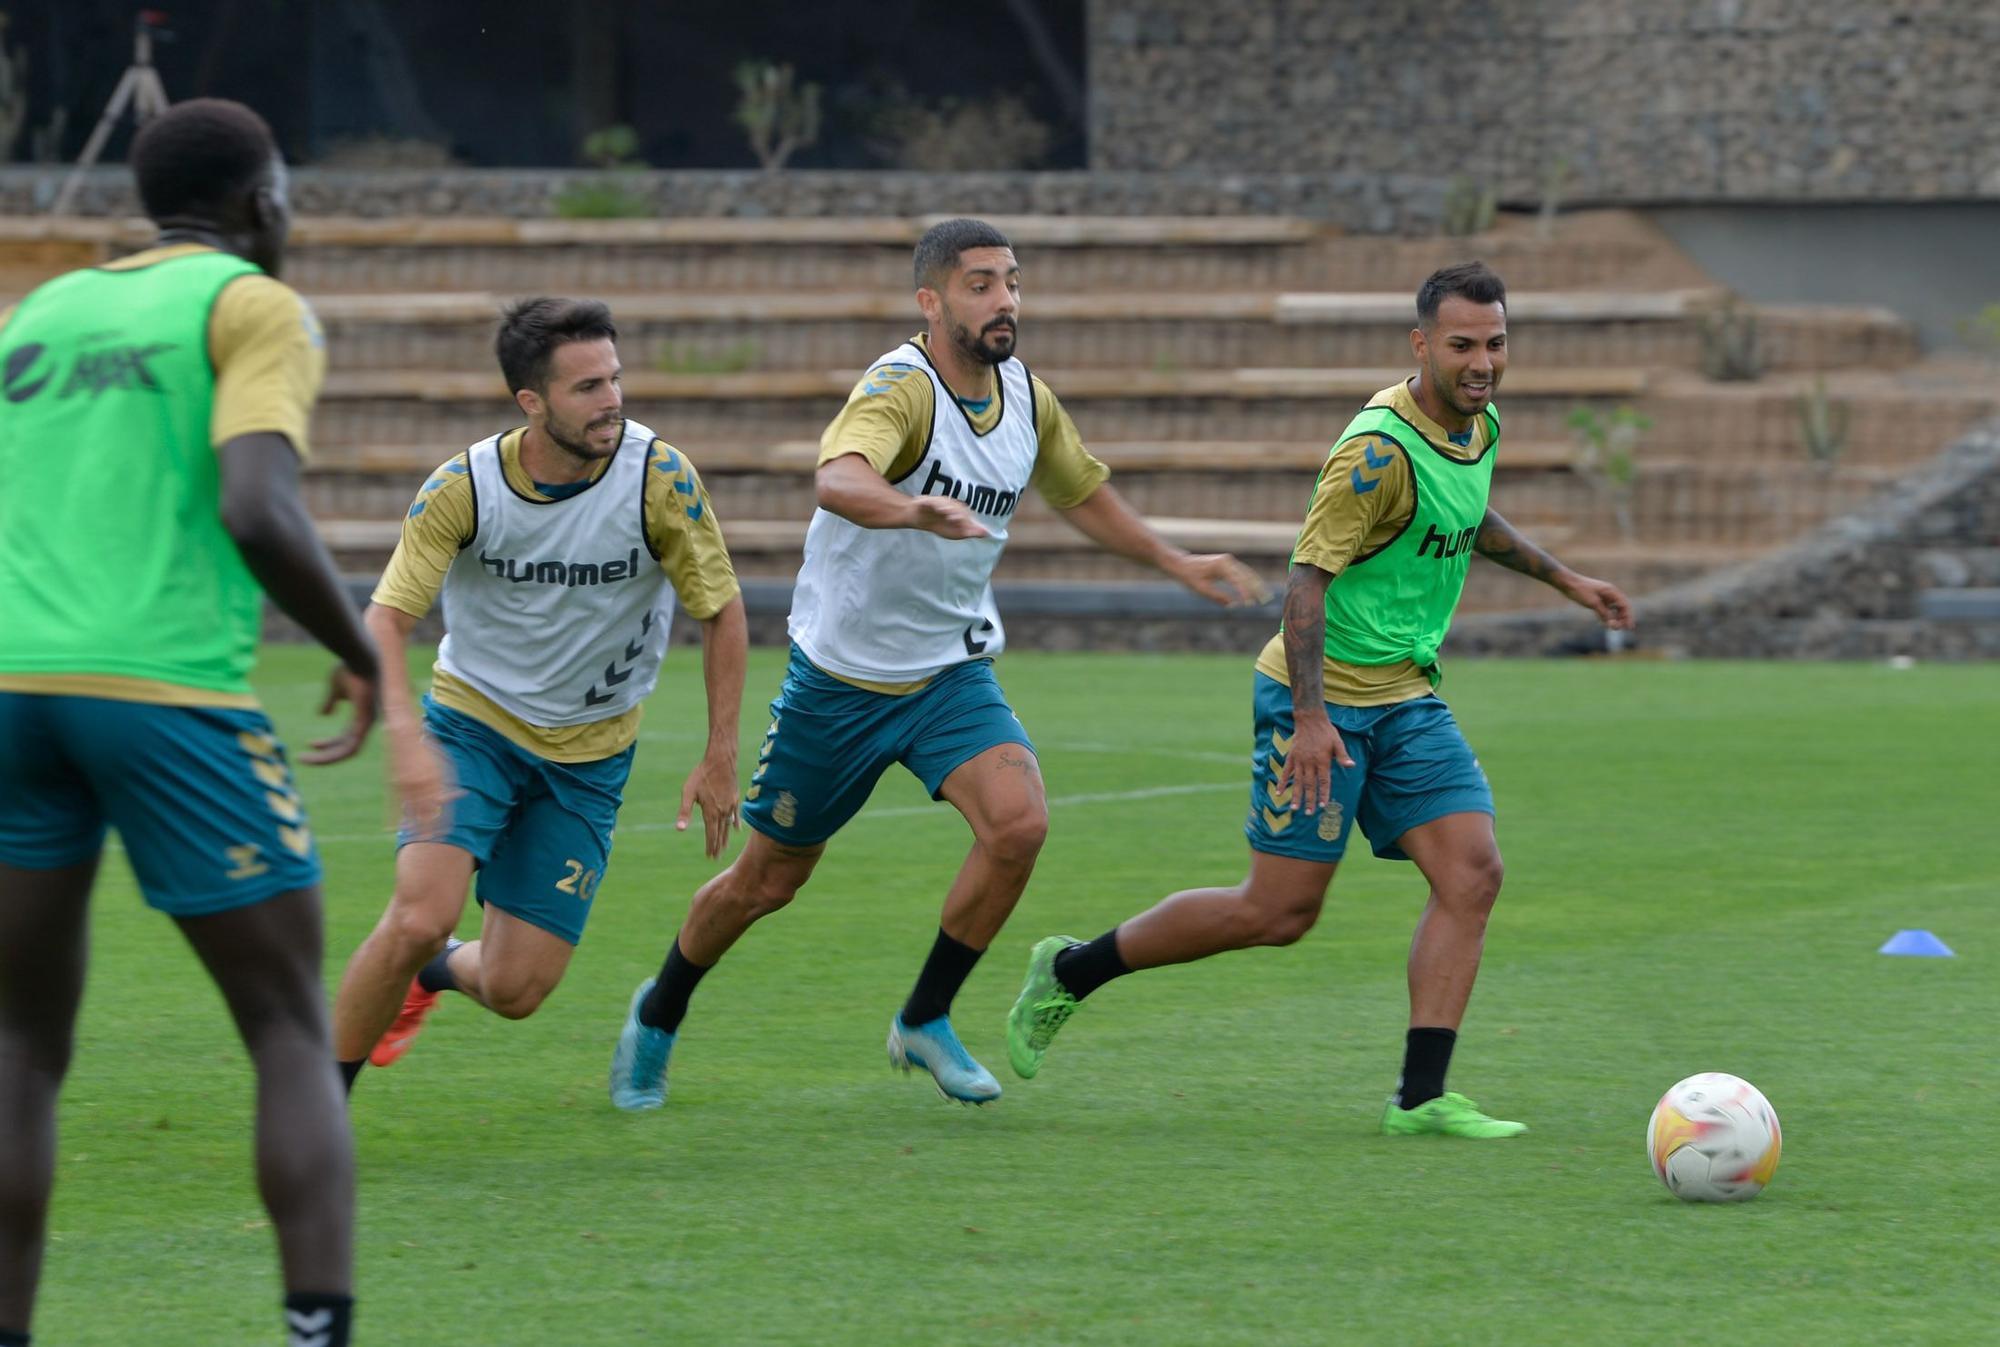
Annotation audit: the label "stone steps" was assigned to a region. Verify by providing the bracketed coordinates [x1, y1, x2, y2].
[315, 498, 1757, 615]
[303, 368, 1988, 464]
[0, 209, 1711, 295]
[305, 364, 1650, 450]
[302, 440, 1899, 547]
[304, 287, 1915, 374]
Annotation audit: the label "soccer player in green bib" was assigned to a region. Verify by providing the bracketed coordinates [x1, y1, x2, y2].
[1009, 262, 1633, 1136]
[0, 102, 374, 1345]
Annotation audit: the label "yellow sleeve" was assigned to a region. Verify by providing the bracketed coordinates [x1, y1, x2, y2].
[817, 363, 933, 481]
[1292, 434, 1414, 578]
[644, 442, 741, 621]
[208, 274, 326, 460]
[370, 455, 475, 619]
[1026, 377, 1111, 509]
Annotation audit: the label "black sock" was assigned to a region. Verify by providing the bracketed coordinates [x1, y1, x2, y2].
[337, 1058, 364, 1093]
[899, 927, 983, 1028]
[1395, 1026, 1458, 1110]
[638, 936, 710, 1033]
[416, 937, 464, 994]
[1052, 927, 1130, 1002]
[0, 1327, 31, 1345]
[284, 1292, 353, 1347]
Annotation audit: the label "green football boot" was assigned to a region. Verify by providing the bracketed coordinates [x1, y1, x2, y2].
[1006, 935, 1081, 1079]
[1381, 1091, 1528, 1138]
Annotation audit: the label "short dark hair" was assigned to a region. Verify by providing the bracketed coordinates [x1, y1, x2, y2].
[130, 98, 278, 223]
[913, 218, 1013, 290]
[495, 297, 618, 394]
[1416, 261, 1507, 328]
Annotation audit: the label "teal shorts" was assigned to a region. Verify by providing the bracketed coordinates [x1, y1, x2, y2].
[1245, 673, 1494, 863]
[0, 691, 321, 915]
[403, 698, 633, 946]
[741, 645, 1034, 847]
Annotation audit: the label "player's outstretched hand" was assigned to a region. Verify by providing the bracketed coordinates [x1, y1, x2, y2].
[392, 733, 460, 842]
[1175, 552, 1271, 607]
[301, 662, 379, 765]
[678, 750, 741, 859]
[1275, 710, 1354, 817]
[910, 495, 992, 540]
[1561, 572, 1635, 630]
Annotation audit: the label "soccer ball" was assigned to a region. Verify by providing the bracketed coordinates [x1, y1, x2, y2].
[1646, 1072, 1782, 1202]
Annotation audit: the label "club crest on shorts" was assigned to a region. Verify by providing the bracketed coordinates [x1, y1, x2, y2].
[773, 791, 798, 830]
[1317, 800, 1345, 842]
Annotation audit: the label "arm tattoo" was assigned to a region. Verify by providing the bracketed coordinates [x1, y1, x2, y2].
[1281, 564, 1330, 711]
[1473, 507, 1566, 585]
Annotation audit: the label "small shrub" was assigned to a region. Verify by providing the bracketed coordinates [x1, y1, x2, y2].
[1954, 302, 2000, 367]
[1796, 376, 1850, 473]
[1696, 295, 1764, 382]
[873, 92, 1050, 172]
[317, 136, 460, 170]
[554, 123, 651, 219]
[1441, 175, 1497, 237]
[734, 62, 821, 171]
[1567, 404, 1650, 542]
[655, 340, 762, 375]
[1535, 156, 1570, 241]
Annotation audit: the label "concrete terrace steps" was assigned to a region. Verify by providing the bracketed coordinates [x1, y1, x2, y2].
[305, 285, 1915, 375]
[305, 366, 1652, 457]
[0, 209, 1711, 294]
[310, 511, 1756, 614]
[303, 437, 1592, 477]
[306, 367, 1996, 461]
[316, 513, 1314, 557]
[301, 451, 1905, 547]
[0, 213, 1327, 249]
[316, 364, 1652, 402]
[304, 286, 1727, 324]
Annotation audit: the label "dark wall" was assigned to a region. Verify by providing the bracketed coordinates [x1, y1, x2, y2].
[3, 0, 1085, 169]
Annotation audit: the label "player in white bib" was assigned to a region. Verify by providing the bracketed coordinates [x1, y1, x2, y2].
[610, 219, 1266, 1109]
[332, 299, 747, 1093]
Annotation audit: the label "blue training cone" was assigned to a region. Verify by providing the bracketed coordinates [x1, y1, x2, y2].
[1879, 929, 1954, 957]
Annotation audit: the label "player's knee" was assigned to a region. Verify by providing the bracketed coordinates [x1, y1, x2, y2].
[383, 901, 457, 959]
[1444, 850, 1505, 915]
[484, 978, 552, 1021]
[1255, 900, 1321, 947]
[980, 808, 1048, 868]
[735, 870, 802, 921]
[1227, 876, 1324, 947]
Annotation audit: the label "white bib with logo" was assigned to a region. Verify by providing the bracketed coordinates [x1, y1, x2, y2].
[436, 421, 676, 727]
[789, 343, 1039, 682]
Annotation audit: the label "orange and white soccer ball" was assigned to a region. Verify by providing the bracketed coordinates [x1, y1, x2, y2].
[1646, 1072, 1782, 1202]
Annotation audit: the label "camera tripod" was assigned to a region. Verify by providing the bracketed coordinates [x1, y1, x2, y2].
[50, 10, 173, 217]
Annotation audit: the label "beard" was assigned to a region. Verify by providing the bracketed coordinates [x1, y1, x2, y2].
[948, 312, 1017, 366]
[1429, 358, 1493, 419]
[546, 410, 624, 460]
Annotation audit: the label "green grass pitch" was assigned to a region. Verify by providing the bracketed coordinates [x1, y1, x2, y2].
[33, 646, 2000, 1344]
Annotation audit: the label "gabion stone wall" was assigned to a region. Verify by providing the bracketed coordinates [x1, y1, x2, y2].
[1447, 418, 2000, 659]
[0, 167, 1445, 233]
[1090, 1, 2000, 203]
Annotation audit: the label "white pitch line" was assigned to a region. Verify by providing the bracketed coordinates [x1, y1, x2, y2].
[298, 778, 1243, 847]
[1048, 739, 1249, 766]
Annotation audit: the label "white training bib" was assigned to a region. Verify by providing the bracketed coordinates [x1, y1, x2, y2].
[436, 420, 676, 727]
[789, 343, 1040, 683]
